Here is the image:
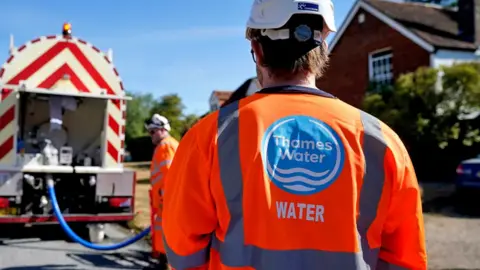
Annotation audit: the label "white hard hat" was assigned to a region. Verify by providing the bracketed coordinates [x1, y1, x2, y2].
[145, 114, 171, 132]
[246, 0, 336, 32]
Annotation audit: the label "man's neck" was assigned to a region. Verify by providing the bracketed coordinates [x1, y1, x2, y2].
[160, 133, 170, 141]
[260, 74, 317, 89]
[155, 134, 169, 146]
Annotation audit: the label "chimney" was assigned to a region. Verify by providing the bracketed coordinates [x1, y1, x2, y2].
[458, 0, 480, 45]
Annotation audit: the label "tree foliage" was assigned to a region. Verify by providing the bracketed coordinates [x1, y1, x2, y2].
[124, 92, 200, 160]
[149, 94, 186, 140]
[125, 92, 155, 141]
[363, 63, 480, 181]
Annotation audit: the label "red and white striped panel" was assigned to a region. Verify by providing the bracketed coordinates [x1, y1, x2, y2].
[0, 87, 17, 165]
[104, 99, 126, 166]
[0, 35, 126, 167]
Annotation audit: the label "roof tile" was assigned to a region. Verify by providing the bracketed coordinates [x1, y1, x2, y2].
[364, 0, 477, 50]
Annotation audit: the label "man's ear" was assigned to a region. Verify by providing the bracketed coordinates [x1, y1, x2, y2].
[251, 40, 264, 66]
[322, 29, 330, 49]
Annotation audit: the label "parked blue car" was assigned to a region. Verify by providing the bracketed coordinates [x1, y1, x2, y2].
[456, 155, 480, 192]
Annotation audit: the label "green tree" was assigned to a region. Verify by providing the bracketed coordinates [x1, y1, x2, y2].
[180, 114, 200, 137]
[149, 94, 185, 140]
[363, 63, 480, 180]
[125, 91, 155, 141]
[124, 92, 202, 161]
[126, 92, 201, 141]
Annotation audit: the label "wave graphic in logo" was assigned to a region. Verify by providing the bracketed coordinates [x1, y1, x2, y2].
[261, 115, 345, 195]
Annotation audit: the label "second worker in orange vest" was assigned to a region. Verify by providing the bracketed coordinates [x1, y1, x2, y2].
[162, 0, 427, 269]
[145, 114, 179, 262]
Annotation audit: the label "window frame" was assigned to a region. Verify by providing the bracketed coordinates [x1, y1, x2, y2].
[368, 47, 394, 86]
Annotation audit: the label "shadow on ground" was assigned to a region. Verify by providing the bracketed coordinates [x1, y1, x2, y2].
[0, 226, 163, 269]
[0, 225, 69, 242]
[124, 162, 150, 171]
[2, 265, 80, 270]
[67, 250, 165, 269]
[0, 250, 163, 270]
[422, 189, 480, 218]
[136, 179, 150, 185]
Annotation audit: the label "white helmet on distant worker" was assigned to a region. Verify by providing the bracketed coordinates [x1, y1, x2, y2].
[246, 0, 336, 33]
[144, 114, 171, 132]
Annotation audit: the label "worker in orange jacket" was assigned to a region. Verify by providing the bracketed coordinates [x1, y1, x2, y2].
[162, 0, 427, 269]
[145, 114, 179, 262]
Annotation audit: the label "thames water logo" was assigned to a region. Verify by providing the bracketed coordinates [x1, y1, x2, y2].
[297, 2, 319, 12]
[262, 115, 345, 195]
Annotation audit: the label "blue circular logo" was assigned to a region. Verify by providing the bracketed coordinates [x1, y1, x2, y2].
[261, 115, 345, 195]
[294, 24, 312, 42]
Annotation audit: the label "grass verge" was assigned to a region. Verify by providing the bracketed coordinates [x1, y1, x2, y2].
[124, 162, 152, 244]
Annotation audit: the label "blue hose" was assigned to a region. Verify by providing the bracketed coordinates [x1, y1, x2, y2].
[47, 180, 151, 251]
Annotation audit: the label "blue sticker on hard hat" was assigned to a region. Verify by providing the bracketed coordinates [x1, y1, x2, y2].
[294, 25, 312, 42]
[261, 115, 345, 195]
[298, 2, 319, 11]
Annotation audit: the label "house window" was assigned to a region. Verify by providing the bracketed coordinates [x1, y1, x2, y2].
[369, 49, 393, 85]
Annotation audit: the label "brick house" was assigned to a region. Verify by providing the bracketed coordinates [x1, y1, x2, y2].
[208, 78, 259, 111]
[209, 90, 233, 111]
[317, 0, 480, 108]
[222, 77, 259, 107]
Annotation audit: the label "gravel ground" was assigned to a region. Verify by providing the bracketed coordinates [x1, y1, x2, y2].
[423, 185, 480, 270]
[425, 213, 480, 270]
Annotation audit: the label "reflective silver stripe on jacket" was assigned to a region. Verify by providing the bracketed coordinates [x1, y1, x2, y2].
[154, 215, 163, 231]
[152, 160, 173, 175]
[165, 101, 408, 270]
[151, 160, 172, 185]
[360, 111, 408, 270]
[151, 173, 163, 185]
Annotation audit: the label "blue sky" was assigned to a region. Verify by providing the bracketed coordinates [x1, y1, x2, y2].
[0, 0, 355, 115]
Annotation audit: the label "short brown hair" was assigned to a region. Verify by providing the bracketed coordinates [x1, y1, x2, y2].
[246, 14, 329, 80]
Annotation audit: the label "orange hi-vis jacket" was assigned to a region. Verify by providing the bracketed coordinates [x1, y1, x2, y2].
[150, 135, 178, 255]
[162, 85, 427, 270]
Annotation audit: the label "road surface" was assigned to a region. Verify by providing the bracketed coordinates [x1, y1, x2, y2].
[1, 187, 480, 269]
[423, 185, 480, 269]
[0, 224, 156, 269]
[425, 213, 480, 269]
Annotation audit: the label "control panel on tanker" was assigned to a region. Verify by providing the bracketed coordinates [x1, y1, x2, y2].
[17, 93, 103, 167]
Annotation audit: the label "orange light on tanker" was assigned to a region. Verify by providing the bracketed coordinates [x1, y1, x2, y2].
[62, 22, 72, 37]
